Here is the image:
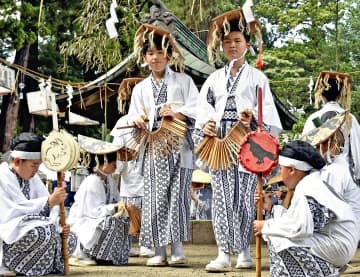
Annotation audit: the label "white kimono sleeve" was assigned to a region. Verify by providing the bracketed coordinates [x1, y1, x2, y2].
[175, 74, 199, 120]
[195, 75, 218, 129]
[261, 193, 314, 252]
[350, 114, 360, 179]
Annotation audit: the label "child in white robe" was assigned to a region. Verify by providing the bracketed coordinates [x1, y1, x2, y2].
[301, 110, 360, 240]
[0, 132, 76, 276]
[193, 8, 282, 272]
[302, 71, 360, 185]
[127, 24, 199, 266]
[111, 111, 154, 258]
[68, 135, 130, 266]
[254, 140, 358, 276]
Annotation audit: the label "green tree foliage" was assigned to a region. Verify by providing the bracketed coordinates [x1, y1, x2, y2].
[60, 0, 141, 73]
[0, 1, 38, 57]
[37, 1, 84, 82]
[255, 0, 360, 122]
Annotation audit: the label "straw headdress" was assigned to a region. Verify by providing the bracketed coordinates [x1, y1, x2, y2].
[207, 8, 262, 65]
[78, 134, 122, 170]
[300, 111, 348, 158]
[267, 174, 283, 186]
[192, 169, 211, 184]
[133, 23, 184, 72]
[117, 77, 143, 113]
[314, 71, 351, 110]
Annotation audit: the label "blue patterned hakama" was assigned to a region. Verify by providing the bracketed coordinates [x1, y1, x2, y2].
[3, 224, 77, 276]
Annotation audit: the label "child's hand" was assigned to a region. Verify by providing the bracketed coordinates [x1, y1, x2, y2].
[133, 115, 148, 129]
[254, 192, 273, 212]
[253, 220, 264, 236]
[203, 120, 217, 137]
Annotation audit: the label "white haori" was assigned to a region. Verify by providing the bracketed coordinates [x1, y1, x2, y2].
[67, 174, 120, 250]
[320, 153, 360, 238]
[195, 62, 282, 137]
[0, 162, 60, 268]
[116, 160, 144, 197]
[262, 171, 358, 267]
[127, 67, 199, 169]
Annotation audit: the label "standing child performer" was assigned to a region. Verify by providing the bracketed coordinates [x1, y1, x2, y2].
[68, 135, 130, 266]
[0, 132, 76, 276]
[127, 23, 199, 266]
[110, 77, 154, 258]
[193, 8, 282, 272]
[302, 71, 360, 184]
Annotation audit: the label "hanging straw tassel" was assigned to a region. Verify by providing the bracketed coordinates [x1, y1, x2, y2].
[195, 120, 249, 170]
[129, 117, 187, 158]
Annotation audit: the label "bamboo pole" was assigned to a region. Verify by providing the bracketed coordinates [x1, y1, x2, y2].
[255, 175, 263, 277]
[256, 86, 263, 277]
[57, 172, 69, 274]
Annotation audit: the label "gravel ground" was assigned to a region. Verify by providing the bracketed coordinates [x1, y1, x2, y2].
[48, 244, 360, 277]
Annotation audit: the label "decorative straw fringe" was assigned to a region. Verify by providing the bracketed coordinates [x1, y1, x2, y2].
[127, 117, 187, 158]
[195, 120, 249, 170]
[314, 73, 352, 110]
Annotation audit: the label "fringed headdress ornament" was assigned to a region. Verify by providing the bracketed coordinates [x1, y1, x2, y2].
[78, 134, 121, 171]
[117, 77, 143, 113]
[133, 23, 184, 72]
[192, 169, 211, 184]
[300, 111, 349, 159]
[314, 71, 351, 110]
[206, 8, 262, 65]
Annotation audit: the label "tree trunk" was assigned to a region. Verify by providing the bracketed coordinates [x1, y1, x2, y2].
[18, 42, 39, 133]
[0, 44, 30, 152]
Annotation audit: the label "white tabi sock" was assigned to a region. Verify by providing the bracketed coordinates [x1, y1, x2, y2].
[216, 249, 230, 264]
[154, 245, 167, 258]
[171, 241, 184, 257]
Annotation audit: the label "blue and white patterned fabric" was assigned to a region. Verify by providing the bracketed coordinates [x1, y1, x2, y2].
[139, 79, 192, 247]
[193, 65, 259, 254]
[268, 244, 338, 277]
[68, 173, 130, 264]
[262, 171, 358, 270]
[306, 196, 336, 232]
[4, 225, 77, 276]
[0, 162, 74, 276]
[267, 195, 338, 276]
[83, 216, 130, 265]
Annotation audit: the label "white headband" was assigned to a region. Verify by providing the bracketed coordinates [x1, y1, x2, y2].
[11, 150, 41, 160]
[279, 155, 313, 171]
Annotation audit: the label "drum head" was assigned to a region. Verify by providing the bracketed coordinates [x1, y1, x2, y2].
[41, 130, 79, 172]
[238, 131, 279, 176]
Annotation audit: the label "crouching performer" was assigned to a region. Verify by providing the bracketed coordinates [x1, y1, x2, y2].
[68, 135, 130, 266]
[0, 132, 77, 276]
[254, 140, 359, 277]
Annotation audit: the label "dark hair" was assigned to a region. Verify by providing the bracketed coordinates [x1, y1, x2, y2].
[280, 140, 325, 170]
[10, 132, 44, 152]
[141, 34, 173, 56]
[322, 78, 342, 102]
[88, 152, 117, 173]
[221, 21, 251, 42]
